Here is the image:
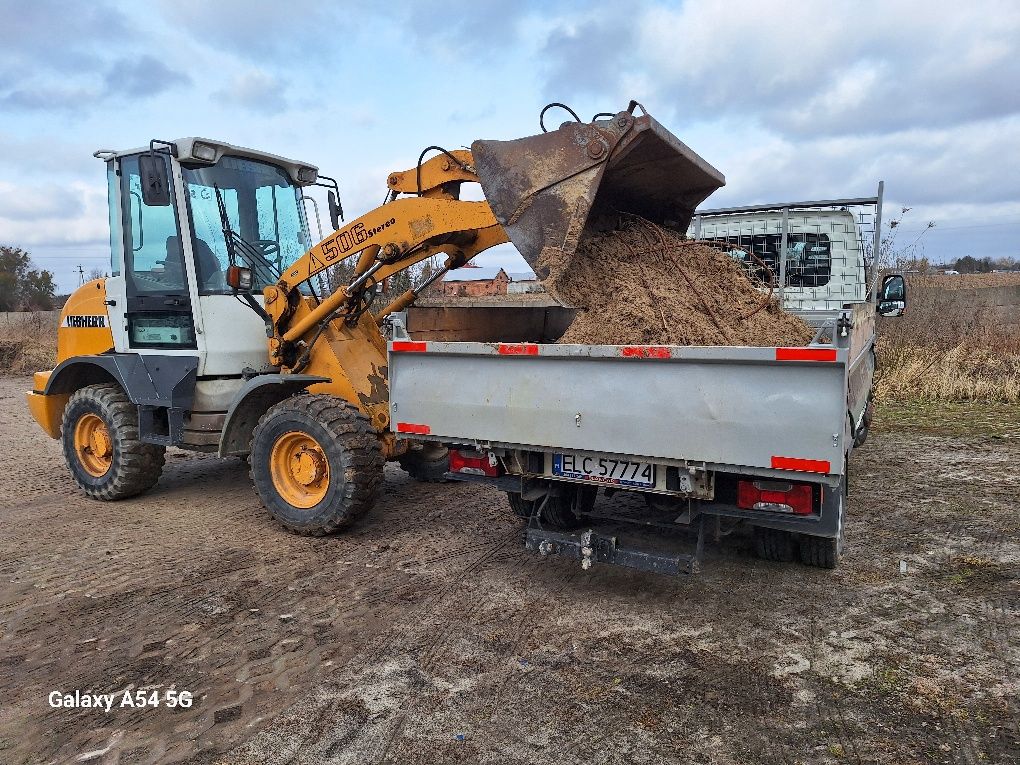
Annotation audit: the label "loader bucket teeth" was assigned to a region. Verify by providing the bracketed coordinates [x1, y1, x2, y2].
[472, 108, 725, 299]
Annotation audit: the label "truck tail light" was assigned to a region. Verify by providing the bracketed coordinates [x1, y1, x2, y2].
[448, 449, 502, 477]
[737, 479, 814, 515]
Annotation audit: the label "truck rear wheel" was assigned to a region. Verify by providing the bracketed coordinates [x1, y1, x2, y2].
[250, 395, 383, 536]
[397, 443, 450, 482]
[61, 383, 165, 500]
[507, 492, 534, 519]
[752, 527, 796, 563]
[799, 534, 841, 569]
[506, 486, 596, 529]
[798, 473, 847, 569]
[854, 396, 875, 447]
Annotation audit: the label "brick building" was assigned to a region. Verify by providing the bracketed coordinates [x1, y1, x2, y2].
[439, 266, 511, 297]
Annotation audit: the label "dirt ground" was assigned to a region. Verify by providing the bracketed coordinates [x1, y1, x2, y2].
[0, 377, 1017, 765]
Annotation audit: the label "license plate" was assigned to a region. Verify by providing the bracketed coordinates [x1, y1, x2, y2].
[551, 453, 657, 488]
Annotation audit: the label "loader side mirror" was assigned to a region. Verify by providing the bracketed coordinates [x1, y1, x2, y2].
[877, 274, 906, 317]
[138, 153, 171, 207]
[328, 190, 343, 231]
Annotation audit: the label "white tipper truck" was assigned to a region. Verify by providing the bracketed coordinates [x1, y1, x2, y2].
[387, 186, 905, 576]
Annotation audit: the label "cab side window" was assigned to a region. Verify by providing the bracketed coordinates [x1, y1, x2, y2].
[120, 154, 188, 296]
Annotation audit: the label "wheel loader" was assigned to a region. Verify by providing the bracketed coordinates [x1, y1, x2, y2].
[26, 102, 723, 536]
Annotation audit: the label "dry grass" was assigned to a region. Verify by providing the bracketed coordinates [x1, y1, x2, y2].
[934, 272, 1020, 290]
[4, 279, 1018, 405]
[0, 312, 58, 375]
[875, 276, 1020, 403]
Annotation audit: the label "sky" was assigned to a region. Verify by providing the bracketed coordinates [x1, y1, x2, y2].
[1, 0, 1018, 293]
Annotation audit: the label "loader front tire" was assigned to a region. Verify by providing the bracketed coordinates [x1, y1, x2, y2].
[250, 395, 383, 536]
[61, 383, 165, 500]
[397, 443, 450, 483]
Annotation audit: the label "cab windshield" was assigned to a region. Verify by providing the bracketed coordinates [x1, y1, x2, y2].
[182, 156, 312, 294]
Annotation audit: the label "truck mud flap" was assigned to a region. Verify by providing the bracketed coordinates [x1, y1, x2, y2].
[525, 520, 704, 576]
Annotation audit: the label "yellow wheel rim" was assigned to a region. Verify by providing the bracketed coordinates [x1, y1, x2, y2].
[73, 413, 113, 478]
[269, 431, 330, 509]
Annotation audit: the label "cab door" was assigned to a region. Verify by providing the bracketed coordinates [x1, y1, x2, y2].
[118, 153, 199, 353]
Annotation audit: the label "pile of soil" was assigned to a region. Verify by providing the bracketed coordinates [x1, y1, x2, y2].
[551, 216, 814, 347]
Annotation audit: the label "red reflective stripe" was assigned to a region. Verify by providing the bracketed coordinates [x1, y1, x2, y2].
[771, 456, 831, 474]
[392, 341, 427, 352]
[396, 422, 431, 435]
[775, 348, 837, 362]
[621, 346, 671, 358]
[497, 343, 539, 355]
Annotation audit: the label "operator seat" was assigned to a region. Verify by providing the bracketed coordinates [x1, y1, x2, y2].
[165, 236, 224, 291]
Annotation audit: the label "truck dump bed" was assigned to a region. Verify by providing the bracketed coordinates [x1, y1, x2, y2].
[388, 339, 850, 481]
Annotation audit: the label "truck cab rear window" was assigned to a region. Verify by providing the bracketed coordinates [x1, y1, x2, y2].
[723, 233, 832, 288]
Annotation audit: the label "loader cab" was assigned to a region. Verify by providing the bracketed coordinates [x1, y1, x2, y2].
[102, 139, 321, 404]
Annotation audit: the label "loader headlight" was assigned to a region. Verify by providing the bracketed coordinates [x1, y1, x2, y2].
[227, 265, 253, 291]
[192, 142, 218, 162]
[297, 166, 318, 183]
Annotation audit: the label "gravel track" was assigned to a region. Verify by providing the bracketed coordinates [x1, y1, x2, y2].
[0, 377, 1016, 764]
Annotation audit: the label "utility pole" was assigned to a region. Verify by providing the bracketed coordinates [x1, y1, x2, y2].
[77, 264, 86, 286]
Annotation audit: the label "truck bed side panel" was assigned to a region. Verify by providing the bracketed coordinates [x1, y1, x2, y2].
[389, 343, 849, 475]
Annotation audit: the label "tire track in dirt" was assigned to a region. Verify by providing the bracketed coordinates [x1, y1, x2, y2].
[2, 375, 1018, 764]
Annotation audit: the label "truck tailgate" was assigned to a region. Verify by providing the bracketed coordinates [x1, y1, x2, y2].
[389, 342, 849, 476]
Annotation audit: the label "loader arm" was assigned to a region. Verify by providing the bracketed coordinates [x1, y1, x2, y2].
[262, 150, 509, 369]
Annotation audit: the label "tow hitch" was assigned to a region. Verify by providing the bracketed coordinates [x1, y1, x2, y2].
[524, 519, 704, 576]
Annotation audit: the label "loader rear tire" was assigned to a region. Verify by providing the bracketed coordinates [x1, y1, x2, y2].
[61, 383, 165, 500]
[397, 443, 450, 483]
[250, 395, 383, 536]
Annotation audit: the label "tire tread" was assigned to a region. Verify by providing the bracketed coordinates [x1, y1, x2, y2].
[61, 383, 165, 501]
[250, 395, 383, 536]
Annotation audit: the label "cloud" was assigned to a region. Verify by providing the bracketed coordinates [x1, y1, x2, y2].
[154, 0, 339, 58]
[0, 181, 107, 247]
[105, 55, 191, 97]
[0, 183, 84, 221]
[539, 0, 1020, 136]
[213, 69, 288, 113]
[0, 85, 100, 112]
[542, 15, 640, 106]
[0, 133, 99, 177]
[702, 115, 1020, 210]
[0, 0, 130, 78]
[0, 4, 188, 112]
[1, 0, 1017, 279]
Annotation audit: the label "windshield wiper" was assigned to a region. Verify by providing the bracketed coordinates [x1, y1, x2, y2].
[213, 184, 278, 285]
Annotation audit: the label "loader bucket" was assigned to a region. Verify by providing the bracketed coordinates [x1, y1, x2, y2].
[472, 106, 725, 296]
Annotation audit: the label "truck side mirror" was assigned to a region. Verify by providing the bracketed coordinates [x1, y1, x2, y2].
[877, 274, 906, 317]
[328, 190, 343, 231]
[138, 153, 171, 207]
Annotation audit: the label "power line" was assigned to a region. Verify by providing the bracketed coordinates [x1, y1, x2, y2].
[892, 221, 1020, 233]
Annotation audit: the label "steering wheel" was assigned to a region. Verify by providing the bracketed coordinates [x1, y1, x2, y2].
[254, 240, 283, 272]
